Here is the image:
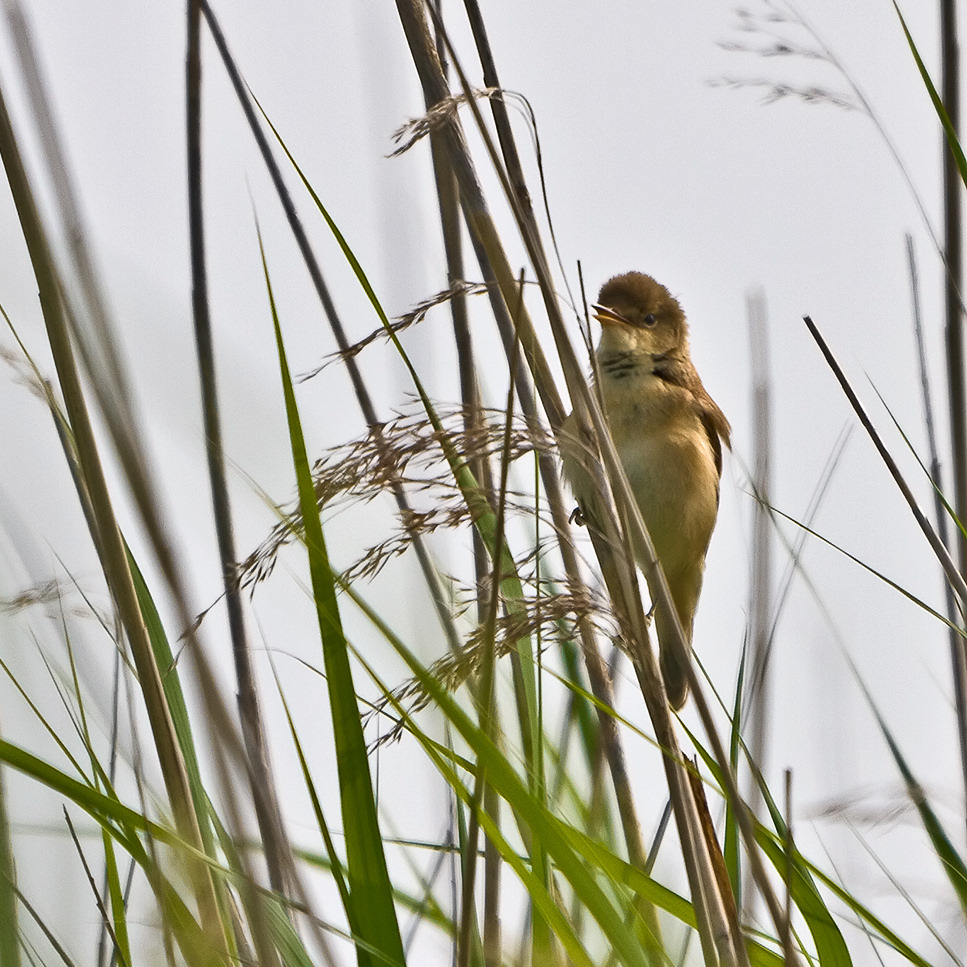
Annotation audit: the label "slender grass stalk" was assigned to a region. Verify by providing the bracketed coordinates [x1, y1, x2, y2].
[938, 0, 967, 850]
[461, 0, 534, 223]
[0, 719, 18, 967]
[1, 14, 311, 961]
[742, 287, 773, 924]
[906, 231, 967, 845]
[427, 16, 495, 655]
[0, 74, 227, 964]
[804, 316, 967, 614]
[781, 771, 794, 967]
[397, 4, 799, 959]
[262, 239, 406, 967]
[478, 331, 521, 967]
[186, 0, 290, 898]
[745, 288, 773, 709]
[940, 0, 967, 592]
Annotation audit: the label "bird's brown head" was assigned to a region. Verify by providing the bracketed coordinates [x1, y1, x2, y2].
[593, 272, 688, 358]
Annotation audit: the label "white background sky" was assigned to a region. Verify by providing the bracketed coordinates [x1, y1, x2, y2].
[0, 0, 965, 962]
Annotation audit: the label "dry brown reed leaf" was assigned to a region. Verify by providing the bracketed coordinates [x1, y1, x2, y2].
[388, 87, 502, 157]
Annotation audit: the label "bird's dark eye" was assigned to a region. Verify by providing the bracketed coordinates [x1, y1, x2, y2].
[642, 313, 657, 328]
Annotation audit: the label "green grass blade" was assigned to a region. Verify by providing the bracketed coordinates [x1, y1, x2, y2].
[0, 753, 19, 967]
[294, 842, 455, 937]
[829, 636, 967, 916]
[867, 380, 967, 548]
[688, 732, 850, 967]
[752, 832, 850, 967]
[101, 827, 132, 967]
[0, 738, 163, 842]
[866, 695, 967, 914]
[731, 732, 931, 965]
[259, 233, 405, 967]
[555, 624, 602, 777]
[796, 855, 934, 967]
[724, 649, 746, 910]
[271, 663, 353, 919]
[257, 105, 543, 788]
[127, 551, 215, 854]
[893, 2, 967, 186]
[342, 579, 656, 967]
[353, 658, 602, 967]
[262, 898, 317, 967]
[767, 505, 955, 632]
[0, 738, 228, 964]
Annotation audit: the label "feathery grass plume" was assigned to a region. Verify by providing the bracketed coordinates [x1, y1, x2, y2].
[367, 582, 610, 746]
[236, 406, 553, 590]
[712, 2, 860, 110]
[716, 0, 948, 265]
[299, 282, 491, 379]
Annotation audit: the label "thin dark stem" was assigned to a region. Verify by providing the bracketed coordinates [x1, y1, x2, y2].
[907, 232, 967, 846]
[428, 3, 496, 630]
[941, 0, 967, 582]
[199, 0, 465, 660]
[65, 810, 131, 967]
[941, 0, 967, 852]
[484, 323, 524, 967]
[428, 17, 492, 963]
[0, 64, 226, 958]
[804, 315, 967, 613]
[461, 0, 533, 222]
[186, 0, 290, 898]
[782, 770, 795, 967]
[457, 795, 482, 967]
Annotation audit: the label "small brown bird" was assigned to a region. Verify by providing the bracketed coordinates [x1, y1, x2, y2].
[562, 272, 731, 709]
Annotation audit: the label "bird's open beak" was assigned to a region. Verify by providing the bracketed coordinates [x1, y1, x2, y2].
[591, 304, 632, 327]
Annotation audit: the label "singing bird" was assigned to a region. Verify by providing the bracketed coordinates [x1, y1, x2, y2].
[562, 272, 731, 709]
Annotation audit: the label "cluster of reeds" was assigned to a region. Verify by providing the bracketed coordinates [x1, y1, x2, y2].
[0, 1, 965, 966]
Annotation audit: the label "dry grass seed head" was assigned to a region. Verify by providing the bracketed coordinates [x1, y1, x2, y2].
[367, 581, 613, 748]
[236, 406, 555, 593]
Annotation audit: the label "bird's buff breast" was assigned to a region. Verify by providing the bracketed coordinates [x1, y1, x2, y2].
[601, 380, 720, 576]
